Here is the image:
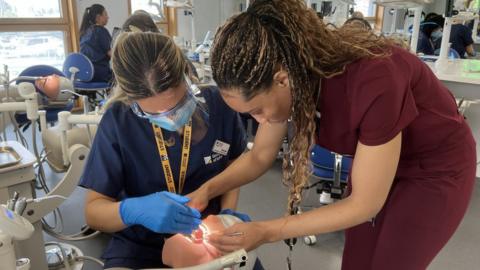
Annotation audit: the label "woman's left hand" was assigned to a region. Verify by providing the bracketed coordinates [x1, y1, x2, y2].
[207, 221, 268, 253]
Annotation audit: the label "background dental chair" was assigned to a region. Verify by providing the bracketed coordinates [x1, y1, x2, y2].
[63, 53, 112, 109]
[14, 65, 74, 130]
[39, 112, 98, 173]
[310, 144, 352, 204]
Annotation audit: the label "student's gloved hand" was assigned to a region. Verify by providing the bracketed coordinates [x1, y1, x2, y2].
[120, 191, 202, 234]
[219, 209, 252, 222]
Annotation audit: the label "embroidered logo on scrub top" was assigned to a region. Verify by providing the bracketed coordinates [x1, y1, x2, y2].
[212, 140, 230, 156]
[204, 153, 224, 165]
[164, 136, 175, 147]
[204, 140, 230, 165]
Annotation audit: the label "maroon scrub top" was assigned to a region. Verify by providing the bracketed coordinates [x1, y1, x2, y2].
[317, 46, 476, 269]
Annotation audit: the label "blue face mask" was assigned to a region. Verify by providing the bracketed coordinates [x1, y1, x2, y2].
[431, 30, 443, 42]
[131, 91, 197, 131]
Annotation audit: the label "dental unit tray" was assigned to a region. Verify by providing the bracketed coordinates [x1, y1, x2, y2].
[375, 0, 432, 8]
[0, 146, 22, 168]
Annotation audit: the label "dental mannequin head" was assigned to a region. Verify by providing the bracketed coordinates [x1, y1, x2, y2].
[162, 214, 257, 270]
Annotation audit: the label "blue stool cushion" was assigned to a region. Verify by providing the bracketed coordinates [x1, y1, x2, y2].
[312, 165, 349, 182]
[310, 144, 352, 173]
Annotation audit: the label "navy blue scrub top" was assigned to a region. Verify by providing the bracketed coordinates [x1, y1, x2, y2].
[80, 25, 112, 82]
[79, 86, 246, 268]
[417, 31, 435, 55]
[450, 24, 474, 58]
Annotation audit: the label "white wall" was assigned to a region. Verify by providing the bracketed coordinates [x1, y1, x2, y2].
[424, 0, 447, 15]
[176, 0, 243, 42]
[76, 0, 130, 34]
[76, 0, 243, 43]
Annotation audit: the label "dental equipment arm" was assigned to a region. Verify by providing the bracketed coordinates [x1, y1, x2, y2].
[410, 7, 422, 54]
[0, 83, 38, 121]
[21, 144, 89, 224]
[23, 110, 101, 223]
[0, 204, 35, 270]
[57, 111, 102, 167]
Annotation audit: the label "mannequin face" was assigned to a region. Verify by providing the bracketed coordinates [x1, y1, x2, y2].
[162, 215, 225, 267]
[162, 214, 257, 269]
[35, 75, 60, 99]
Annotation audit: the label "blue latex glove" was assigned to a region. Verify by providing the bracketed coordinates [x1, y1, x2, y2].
[219, 208, 252, 222]
[119, 191, 201, 234]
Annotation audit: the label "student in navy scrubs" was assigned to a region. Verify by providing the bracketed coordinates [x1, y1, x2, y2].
[79, 32, 250, 269]
[424, 13, 476, 58]
[417, 16, 444, 55]
[79, 4, 112, 82]
[188, 1, 476, 270]
[450, 23, 476, 58]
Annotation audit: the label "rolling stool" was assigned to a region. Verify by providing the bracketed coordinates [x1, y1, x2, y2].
[301, 144, 353, 245]
[63, 53, 112, 110]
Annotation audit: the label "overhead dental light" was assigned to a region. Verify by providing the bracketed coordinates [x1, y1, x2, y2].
[375, 0, 432, 8]
[147, 0, 166, 21]
[165, 0, 193, 9]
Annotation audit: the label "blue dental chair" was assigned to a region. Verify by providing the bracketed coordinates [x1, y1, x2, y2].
[15, 65, 74, 130]
[63, 53, 112, 108]
[310, 144, 353, 202]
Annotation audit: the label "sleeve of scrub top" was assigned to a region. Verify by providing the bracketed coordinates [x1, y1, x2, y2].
[352, 58, 419, 146]
[462, 26, 474, 46]
[79, 110, 125, 198]
[95, 27, 112, 56]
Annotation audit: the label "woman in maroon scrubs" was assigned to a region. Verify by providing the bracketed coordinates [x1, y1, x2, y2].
[187, 0, 477, 269]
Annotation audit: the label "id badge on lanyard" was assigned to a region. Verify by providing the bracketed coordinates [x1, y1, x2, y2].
[152, 119, 192, 194]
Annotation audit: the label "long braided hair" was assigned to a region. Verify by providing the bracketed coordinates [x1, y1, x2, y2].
[211, 0, 393, 212]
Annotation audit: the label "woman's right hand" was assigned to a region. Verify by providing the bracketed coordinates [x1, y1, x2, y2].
[119, 191, 201, 234]
[186, 184, 210, 212]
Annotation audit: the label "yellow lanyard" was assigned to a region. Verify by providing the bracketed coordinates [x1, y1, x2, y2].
[152, 119, 192, 194]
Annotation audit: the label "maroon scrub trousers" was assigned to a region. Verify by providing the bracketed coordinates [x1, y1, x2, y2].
[317, 47, 476, 270]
